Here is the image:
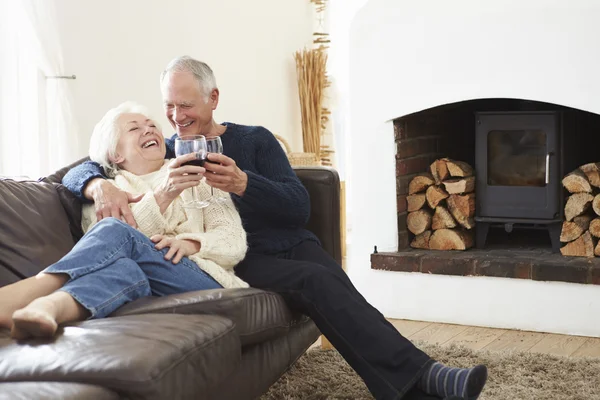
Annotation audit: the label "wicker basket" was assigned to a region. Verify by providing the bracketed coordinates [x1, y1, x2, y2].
[275, 134, 321, 167]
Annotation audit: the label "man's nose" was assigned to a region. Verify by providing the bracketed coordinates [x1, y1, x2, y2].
[173, 107, 185, 122]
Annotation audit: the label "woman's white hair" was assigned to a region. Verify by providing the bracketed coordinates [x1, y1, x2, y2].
[89, 101, 159, 177]
[160, 55, 217, 100]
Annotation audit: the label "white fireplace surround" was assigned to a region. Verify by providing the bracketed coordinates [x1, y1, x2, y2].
[346, 0, 600, 336]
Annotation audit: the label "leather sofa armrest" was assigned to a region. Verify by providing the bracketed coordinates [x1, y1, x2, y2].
[294, 167, 341, 265]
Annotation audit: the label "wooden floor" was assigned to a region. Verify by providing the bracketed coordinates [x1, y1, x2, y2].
[317, 319, 600, 358]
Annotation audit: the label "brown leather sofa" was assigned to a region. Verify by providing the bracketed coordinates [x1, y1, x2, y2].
[0, 160, 341, 400]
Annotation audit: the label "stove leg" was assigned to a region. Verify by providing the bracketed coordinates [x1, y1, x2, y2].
[548, 222, 562, 253]
[476, 222, 490, 249]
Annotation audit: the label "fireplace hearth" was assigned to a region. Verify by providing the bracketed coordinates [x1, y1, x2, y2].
[385, 98, 600, 285]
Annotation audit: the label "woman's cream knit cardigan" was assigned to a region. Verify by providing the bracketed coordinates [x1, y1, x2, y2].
[81, 161, 249, 289]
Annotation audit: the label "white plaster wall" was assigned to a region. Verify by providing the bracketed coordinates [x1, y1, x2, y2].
[347, 0, 600, 336]
[53, 0, 314, 161]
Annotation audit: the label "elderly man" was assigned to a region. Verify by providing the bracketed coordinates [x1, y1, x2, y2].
[63, 56, 487, 400]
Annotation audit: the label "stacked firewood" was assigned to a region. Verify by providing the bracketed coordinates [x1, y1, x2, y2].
[560, 163, 600, 257]
[407, 158, 475, 251]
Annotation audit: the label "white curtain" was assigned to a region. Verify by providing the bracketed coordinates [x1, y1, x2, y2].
[0, 0, 78, 178]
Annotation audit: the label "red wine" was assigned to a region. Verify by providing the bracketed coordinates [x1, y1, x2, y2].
[182, 159, 206, 167]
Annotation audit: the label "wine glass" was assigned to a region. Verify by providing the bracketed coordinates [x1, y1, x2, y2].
[174, 135, 209, 209]
[206, 136, 228, 203]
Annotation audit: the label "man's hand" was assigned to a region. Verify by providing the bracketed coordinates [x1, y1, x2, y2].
[151, 235, 201, 264]
[86, 178, 143, 228]
[154, 154, 206, 213]
[203, 153, 248, 197]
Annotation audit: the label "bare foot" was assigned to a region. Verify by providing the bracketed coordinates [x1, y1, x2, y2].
[11, 304, 58, 339]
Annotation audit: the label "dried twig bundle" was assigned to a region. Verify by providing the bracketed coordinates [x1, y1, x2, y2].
[310, 0, 327, 13]
[295, 47, 328, 155]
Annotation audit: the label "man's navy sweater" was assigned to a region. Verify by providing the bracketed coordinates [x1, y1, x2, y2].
[62, 123, 318, 254]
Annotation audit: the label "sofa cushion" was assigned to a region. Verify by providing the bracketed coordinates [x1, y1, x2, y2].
[0, 314, 240, 400]
[0, 382, 119, 400]
[0, 179, 75, 282]
[111, 288, 306, 346]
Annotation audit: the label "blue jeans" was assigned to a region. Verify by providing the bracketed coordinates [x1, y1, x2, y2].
[44, 217, 222, 319]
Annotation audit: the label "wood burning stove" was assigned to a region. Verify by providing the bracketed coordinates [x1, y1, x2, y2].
[475, 111, 563, 251]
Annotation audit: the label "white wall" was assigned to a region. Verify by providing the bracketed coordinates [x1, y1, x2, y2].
[347, 0, 600, 336]
[54, 0, 314, 161]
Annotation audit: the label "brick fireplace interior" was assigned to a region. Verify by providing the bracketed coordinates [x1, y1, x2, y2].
[371, 98, 600, 285]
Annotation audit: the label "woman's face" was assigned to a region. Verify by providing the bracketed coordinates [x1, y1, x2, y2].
[112, 113, 166, 173]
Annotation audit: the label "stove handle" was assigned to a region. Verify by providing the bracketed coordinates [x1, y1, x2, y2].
[545, 152, 554, 185]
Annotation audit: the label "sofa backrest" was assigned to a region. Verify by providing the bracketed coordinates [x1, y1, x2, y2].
[0, 178, 77, 285]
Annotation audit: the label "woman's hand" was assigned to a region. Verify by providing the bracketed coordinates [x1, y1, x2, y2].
[151, 235, 201, 264]
[154, 154, 206, 213]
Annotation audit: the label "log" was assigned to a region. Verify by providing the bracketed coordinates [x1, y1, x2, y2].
[442, 176, 475, 195]
[429, 228, 473, 250]
[407, 210, 432, 235]
[589, 218, 600, 238]
[406, 194, 427, 212]
[562, 170, 592, 194]
[595, 241, 600, 257]
[564, 193, 594, 221]
[446, 160, 474, 178]
[560, 231, 594, 258]
[426, 186, 449, 209]
[580, 162, 600, 188]
[447, 193, 476, 229]
[410, 230, 431, 249]
[560, 215, 592, 242]
[408, 173, 435, 195]
[593, 194, 600, 217]
[430, 158, 449, 184]
[432, 206, 457, 230]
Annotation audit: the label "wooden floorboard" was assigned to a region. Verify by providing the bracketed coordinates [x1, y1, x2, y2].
[389, 319, 599, 358]
[318, 318, 599, 358]
[410, 322, 469, 345]
[483, 330, 545, 353]
[445, 326, 507, 351]
[570, 337, 600, 358]
[389, 319, 431, 338]
[521, 333, 588, 357]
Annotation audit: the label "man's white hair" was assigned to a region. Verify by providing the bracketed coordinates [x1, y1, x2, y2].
[89, 101, 158, 177]
[160, 55, 218, 100]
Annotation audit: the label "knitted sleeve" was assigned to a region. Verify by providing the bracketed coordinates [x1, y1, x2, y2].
[232, 128, 310, 227]
[175, 195, 247, 270]
[62, 134, 177, 200]
[62, 161, 106, 200]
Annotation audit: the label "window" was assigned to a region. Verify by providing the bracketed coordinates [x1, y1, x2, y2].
[0, 1, 78, 179]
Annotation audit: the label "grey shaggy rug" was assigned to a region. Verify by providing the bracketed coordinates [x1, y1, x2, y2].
[261, 342, 600, 400]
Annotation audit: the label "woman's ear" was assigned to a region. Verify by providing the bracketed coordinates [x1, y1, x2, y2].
[108, 153, 125, 164]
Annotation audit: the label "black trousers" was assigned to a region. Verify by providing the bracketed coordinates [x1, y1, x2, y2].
[235, 240, 436, 400]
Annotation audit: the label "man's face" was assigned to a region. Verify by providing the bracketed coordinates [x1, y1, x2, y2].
[161, 71, 218, 137]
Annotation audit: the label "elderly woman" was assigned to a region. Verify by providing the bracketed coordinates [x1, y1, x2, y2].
[0, 101, 248, 339]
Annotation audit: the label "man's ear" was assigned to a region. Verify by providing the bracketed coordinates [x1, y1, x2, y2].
[108, 153, 125, 164]
[209, 88, 220, 110]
